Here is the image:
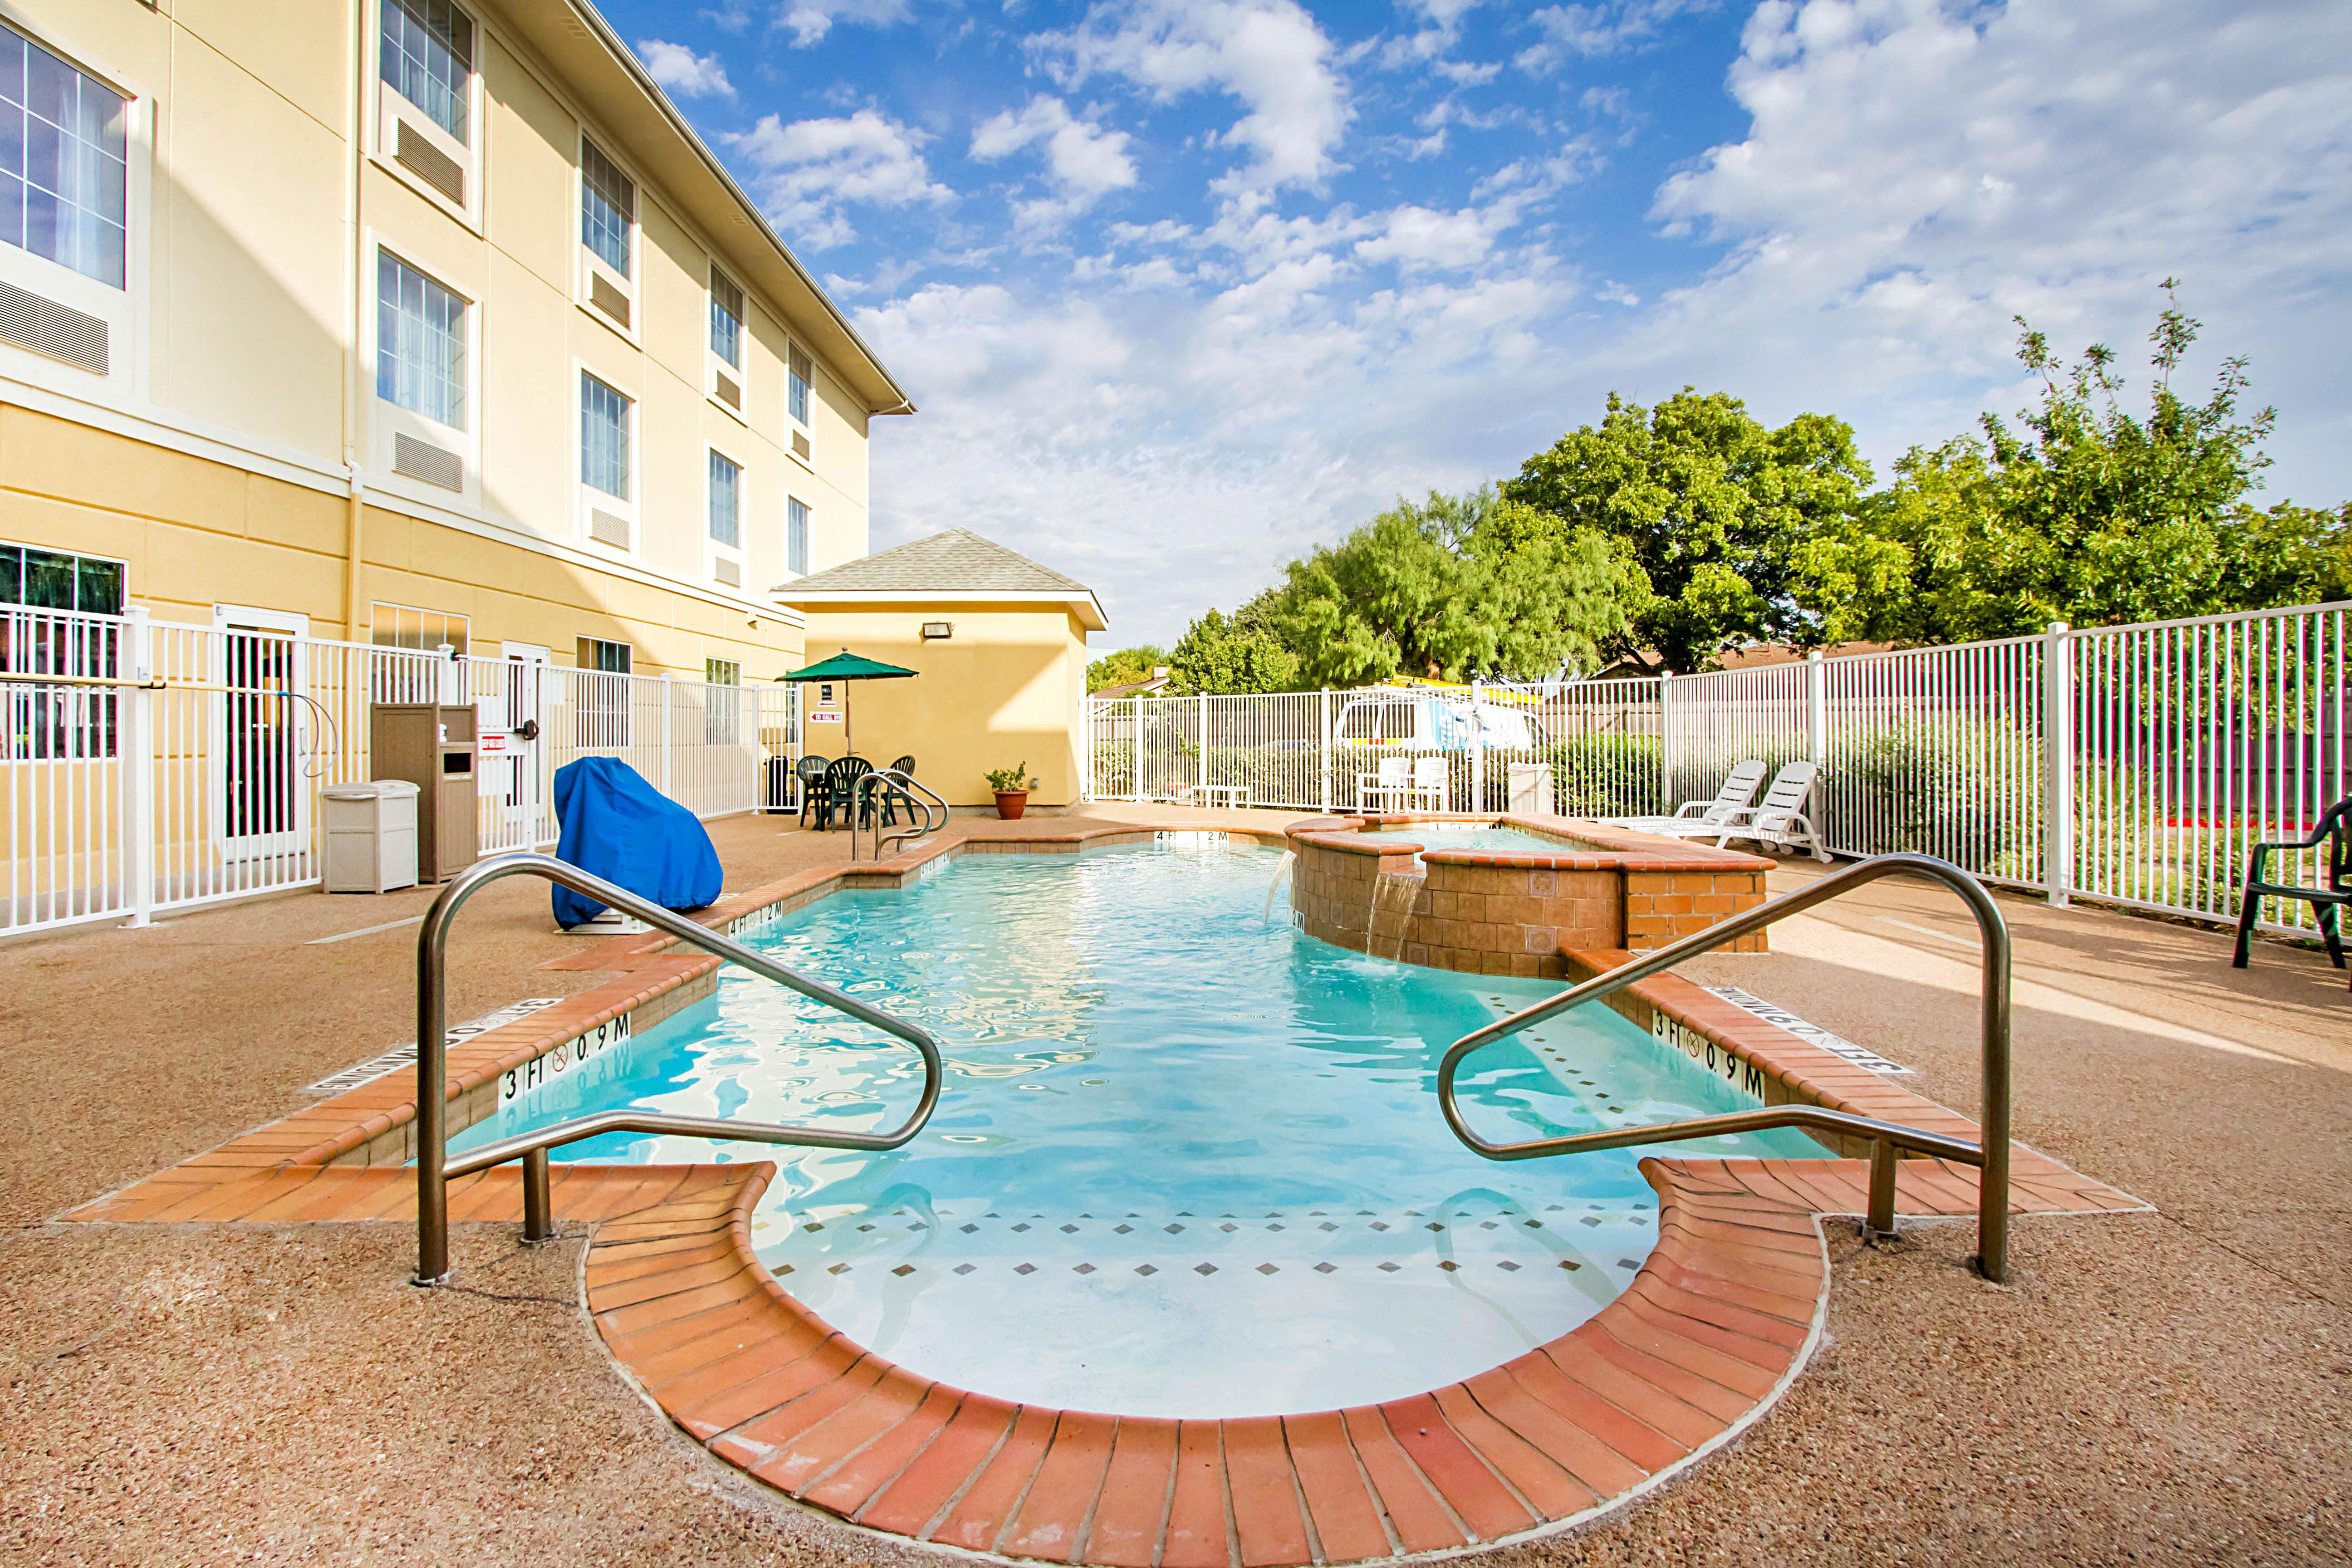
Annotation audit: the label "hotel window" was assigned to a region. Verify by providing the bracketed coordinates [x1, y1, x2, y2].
[0, 24, 129, 290]
[0, 542, 124, 760]
[0, 542, 122, 615]
[787, 496, 809, 576]
[368, 600, 468, 701]
[574, 637, 631, 747]
[708, 451, 741, 550]
[787, 343, 811, 426]
[381, 0, 470, 143]
[370, 601, 470, 657]
[580, 138, 632, 278]
[578, 636, 630, 674]
[377, 251, 466, 429]
[703, 658, 741, 744]
[580, 372, 630, 498]
[709, 266, 742, 368]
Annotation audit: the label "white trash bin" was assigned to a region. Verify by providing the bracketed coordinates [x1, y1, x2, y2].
[322, 779, 421, 893]
[1506, 762, 1554, 817]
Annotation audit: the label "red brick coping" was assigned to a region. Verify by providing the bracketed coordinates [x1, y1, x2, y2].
[580, 1152, 2138, 1566]
[61, 817, 2147, 1563]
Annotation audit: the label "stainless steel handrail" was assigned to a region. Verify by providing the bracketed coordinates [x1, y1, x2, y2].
[412, 853, 944, 1284]
[851, 768, 946, 861]
[1436, 853, 2014, 1281]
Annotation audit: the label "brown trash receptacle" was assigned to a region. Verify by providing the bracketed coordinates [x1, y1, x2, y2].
[370, 703, 479, 882]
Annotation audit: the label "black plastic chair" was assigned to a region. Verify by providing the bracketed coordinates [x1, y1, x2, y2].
[2232, 794, 2350, 987]
[821, 755, 874, 831]
[794, 755, 831, 828]
[879, 755, 918, 828]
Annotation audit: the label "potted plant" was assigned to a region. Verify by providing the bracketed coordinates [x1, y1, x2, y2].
[985, 762, 1037, 819]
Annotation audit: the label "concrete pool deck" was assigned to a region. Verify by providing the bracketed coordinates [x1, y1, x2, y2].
[3, 807, 2347, 1563]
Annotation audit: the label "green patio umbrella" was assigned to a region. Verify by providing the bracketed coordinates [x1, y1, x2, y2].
[778, 648, 918, 758]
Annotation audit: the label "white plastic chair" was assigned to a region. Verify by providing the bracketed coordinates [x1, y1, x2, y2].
[1407, 755, 1449, 812]
[1357, 754, 1411, 812]
[1715, 760, 1831, 861]
[1602, 760, 1767, 837]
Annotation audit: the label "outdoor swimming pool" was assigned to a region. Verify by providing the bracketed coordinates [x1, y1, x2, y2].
[454, 837, 1824, 1416]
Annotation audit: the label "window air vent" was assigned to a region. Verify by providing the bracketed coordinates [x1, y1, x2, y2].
[589, 274, 630, 329]
[790, 430, 811, 461]
[589, 509, 630, 547]
[714, 372, 740, 409]
[713, 557, 741, 587]
[0, 279, 108, 375]
[392, 433, 463, 491]
[396, 121, 465, 205]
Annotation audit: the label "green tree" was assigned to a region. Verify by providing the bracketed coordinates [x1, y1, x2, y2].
[1502, 389, 1874, 672]
[1166, 594, 1301, 695]
[1265, 490, 1633, 688]
[1813, 284, 2348, 642]
[1085, 644, 1168, 692]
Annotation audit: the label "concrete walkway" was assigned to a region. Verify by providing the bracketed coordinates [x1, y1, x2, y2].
[2, 811, 2346, 1565]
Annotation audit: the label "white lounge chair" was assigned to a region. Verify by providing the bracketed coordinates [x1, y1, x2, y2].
[1714, 759, 1832, 862]
[1357, 754, 1411, 812]
[1406, 755, 1449, 812]
[1603, 760, 1767, 838]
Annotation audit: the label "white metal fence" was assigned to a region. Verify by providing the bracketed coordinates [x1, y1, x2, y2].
[1085, 601, 2351, 935]
[0, 604, 800, 936]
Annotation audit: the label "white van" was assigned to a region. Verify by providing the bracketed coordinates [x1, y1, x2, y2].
[1330, 690, 1543, 750]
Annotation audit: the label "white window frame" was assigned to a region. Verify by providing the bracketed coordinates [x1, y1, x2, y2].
[706, 262, 747, 426]
[573, 357, 637, 556]
[369, 0, 483, 230]
[784, 493, 811, 580]
[575, 133, 638, 342]
[368, 237, 479, 504]
[785, 338, 814, 466]
[705, 443, 745, 589]
[0, 18, 151, 402]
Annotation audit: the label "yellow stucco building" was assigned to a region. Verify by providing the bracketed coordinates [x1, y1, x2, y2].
[0, 0, 911, 683]
[775, 530, 1108, 809]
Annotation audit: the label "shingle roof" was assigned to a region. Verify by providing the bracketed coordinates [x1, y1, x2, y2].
[773, 529, 1094, 598]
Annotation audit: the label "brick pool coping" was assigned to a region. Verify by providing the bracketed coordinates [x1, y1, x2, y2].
[61, 819, 2147, 1563]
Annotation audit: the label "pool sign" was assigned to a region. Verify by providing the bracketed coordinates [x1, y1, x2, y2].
[1651, 1012, 1773, 1100]
[501, 1014, 630, 1104]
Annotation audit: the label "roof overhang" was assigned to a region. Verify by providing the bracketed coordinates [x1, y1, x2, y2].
[489, 0, 914, 417]
[775, 586, 1110, 633]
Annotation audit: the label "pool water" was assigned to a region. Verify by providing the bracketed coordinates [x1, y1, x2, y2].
[455, 838, 1823, 1416]
[1359, 823, 1585, 855]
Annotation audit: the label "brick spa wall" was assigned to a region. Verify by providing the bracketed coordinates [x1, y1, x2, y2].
[1288, 815, 1772, 979]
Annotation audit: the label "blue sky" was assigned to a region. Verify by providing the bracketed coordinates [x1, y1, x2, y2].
[595, 0, 2352, 647]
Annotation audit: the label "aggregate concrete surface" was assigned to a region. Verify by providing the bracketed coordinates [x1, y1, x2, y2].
[3, 813, 2346, 1565]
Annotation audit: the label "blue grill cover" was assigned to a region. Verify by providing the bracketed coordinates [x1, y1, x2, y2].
[549, 756, 723, 927]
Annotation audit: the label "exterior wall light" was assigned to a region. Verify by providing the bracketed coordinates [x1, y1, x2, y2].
[921, 622, 953, 641]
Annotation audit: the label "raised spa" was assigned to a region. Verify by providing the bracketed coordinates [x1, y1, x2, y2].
[452, 837, 1825, 1417]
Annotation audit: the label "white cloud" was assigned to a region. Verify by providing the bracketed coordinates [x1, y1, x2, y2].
[1516, 0, 1718, 72]
[1352, 204, 1507, 271]
[774, 0, 914, 48]
[1038, 0, 1351, 203]
[635, 39, 735, 98]
[970, 95, 1140, 231]
[726, 109, 954, 249]
[1625, 0, 2352, 491]
[841, 0, 2351, 649]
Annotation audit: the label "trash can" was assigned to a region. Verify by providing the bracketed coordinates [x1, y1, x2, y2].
[1507, 762, 1554, 817]
[322, 780, 420, 894]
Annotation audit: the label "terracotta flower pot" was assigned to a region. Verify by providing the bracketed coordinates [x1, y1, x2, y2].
[994, 790, 1029, 820]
